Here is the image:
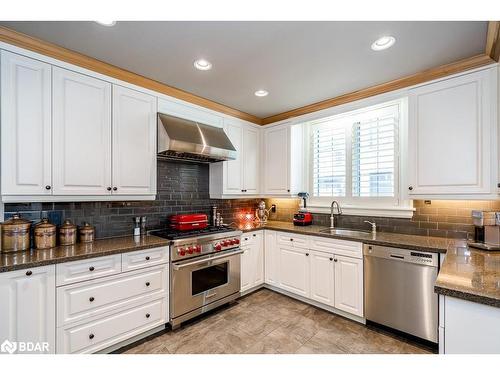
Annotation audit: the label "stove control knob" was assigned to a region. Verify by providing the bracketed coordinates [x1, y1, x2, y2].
[221, 240, 227, 246]
[178, 248, 186, 256]
[229, 239, 236, 245]
[214, 243, 222, 251]
[234, 238, 240, 245]
[195, 245, 202, 253]
[187, 246, 194, 254]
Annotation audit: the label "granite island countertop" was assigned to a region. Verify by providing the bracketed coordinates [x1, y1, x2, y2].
[435, 246, 500, 308]
[236, 221, 461, 253]
[0, 235, 169, 273]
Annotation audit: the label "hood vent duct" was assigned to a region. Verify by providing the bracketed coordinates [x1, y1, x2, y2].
[157, 113, 237, 163]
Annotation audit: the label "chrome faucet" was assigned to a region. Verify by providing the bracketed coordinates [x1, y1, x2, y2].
[364, 220, 377, 233]
[330, 201, 342, 229]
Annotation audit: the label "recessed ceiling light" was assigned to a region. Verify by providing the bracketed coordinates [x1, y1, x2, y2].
[371, 36, 396, 51]
[95, 21, 116, 27]
[194, 59, 212, 71]
[254, 90, 269, 97]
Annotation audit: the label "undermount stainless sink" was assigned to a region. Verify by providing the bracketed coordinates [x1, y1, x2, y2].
[318, 228, 373, 238]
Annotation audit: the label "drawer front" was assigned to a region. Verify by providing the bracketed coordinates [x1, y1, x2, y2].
[57, 265, 168, 326]
[310, 236, 362, 259]
[277, 233, 309, 249]
[122, 246, 169, 272]
[57, 298, 166, 354]
[56, 254, 121, 286]
[241, 231, 261, 247]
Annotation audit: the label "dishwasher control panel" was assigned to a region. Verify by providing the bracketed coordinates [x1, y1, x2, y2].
[364, 244, 439, 267]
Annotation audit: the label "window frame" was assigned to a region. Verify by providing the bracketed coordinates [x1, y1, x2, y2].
[302, 97, 413, 218]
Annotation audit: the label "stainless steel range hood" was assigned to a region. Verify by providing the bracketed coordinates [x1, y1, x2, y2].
[157, 113, 237, 163]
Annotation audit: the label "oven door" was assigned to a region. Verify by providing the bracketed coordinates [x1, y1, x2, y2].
[171, 249, 242, 318]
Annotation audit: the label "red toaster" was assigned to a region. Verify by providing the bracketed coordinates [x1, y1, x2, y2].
[169, 213, 209, 231]
[293, 212, 313, 226]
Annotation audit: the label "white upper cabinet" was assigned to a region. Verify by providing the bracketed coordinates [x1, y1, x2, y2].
[407, 68, 498, 198]
[1, 51, 52, 195]
[52, 67, 112, 195]
[209, 119, 260, 197]
[262, 123, 304, 196]
[222, 121, 244, 193]
[242, 126, 260, 194]
[262, 125, 289, 194]
[112, 85, 157, 195]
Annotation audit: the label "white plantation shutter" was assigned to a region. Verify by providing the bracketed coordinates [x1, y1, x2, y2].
[311, 120, 346, 197]
[351, 110, 398, 197]
[309, 102, 399, 201]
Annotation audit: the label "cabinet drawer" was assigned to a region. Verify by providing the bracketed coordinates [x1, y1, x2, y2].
[241, 231, 262, 247]
[277, 233, 309, 249]
[310, 236, 362, 259]
[57, 265, 168, 327]
[56, 254, 121, 286]
[122, 247, 169, 272]
[57, 298, 166, 354]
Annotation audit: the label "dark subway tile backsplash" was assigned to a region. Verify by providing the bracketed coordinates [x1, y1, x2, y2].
[4, 159, 260, 239]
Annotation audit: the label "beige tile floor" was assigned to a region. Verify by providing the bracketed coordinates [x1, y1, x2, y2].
[121, 289, 434, 354]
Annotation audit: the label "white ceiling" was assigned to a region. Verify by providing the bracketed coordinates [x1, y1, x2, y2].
[0, 21, 488, 118]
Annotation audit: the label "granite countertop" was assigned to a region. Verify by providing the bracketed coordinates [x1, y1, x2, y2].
[435, 246, 500, 307]
[236, 221, 460, 253]
[0, 235, 169, 273]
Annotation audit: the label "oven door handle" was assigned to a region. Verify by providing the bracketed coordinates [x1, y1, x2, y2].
[172, 249, 244, 270]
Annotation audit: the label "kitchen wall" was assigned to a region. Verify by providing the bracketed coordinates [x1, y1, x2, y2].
[4, 159, 260, 239]
[265, 198, 496, 239]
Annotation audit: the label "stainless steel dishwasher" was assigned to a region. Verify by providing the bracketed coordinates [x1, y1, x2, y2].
[364, 244, 439, 343]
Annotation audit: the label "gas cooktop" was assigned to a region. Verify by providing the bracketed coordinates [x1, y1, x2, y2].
[149, 226, 235, 240]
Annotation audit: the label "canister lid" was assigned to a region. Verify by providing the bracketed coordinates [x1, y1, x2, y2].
[79, 222, 95, 233]
[60, 219, 77, 230]
[1, 213, 31, 229]
[35, 218, 56, 231]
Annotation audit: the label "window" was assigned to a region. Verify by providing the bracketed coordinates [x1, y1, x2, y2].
[308, 100, 401, 207]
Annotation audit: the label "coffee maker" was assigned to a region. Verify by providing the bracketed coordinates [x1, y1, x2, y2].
[469, 210, 500, 251]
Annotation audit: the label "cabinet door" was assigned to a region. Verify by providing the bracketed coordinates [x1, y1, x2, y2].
[263, 126, 290, 194]
[223, 121, 244, 193]
[264, 230, 280, 286]
[251, 232, 264, 287]
[240, 245, 252, 292]
[52, 67, 112, 195]
[242, 126, 260, 194]
[408, 69, 496, 196]
[310, 250, 335, 307]
[334, 255, 363, 317]
[112, 85, 157, 195]
[0, 265, 56, 353]
[279, 245, 310, 298]
[1, 51, 52, 195]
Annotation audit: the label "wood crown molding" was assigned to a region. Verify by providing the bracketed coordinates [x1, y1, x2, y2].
[261, 53, 495, 124]
[0, 26, 262, 125]
[486, 21, 500, 61]
[0, 25, 496, 127]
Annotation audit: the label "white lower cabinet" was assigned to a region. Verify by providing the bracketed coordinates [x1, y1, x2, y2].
[334, 255, 364, 317]
[0, 265, 56, 354]
[309, 250, 335, 307]
[57, 298, 167, 354]
[263, 230, 364, 319]
[278, 245, 310, 298]
[240, 232, 264, 293]
[442, 296, 500, 354]
[264, 230, 280, 287]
